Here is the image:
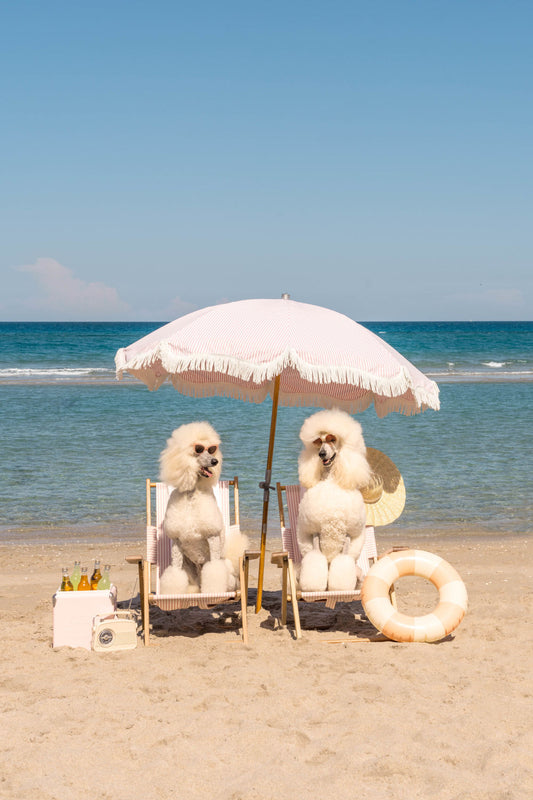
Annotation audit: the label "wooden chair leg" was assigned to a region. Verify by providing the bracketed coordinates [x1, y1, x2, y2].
[287, 558, 302, 640]
[244, 555, 250, 591]
[281, 557, 288, 626]
[239, 556, 248, 645]
[141, 560, 151, 646]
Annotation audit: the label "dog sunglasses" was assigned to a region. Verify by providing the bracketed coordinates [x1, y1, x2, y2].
[194, 444, 218, 454]
[313, 434, 337, 446]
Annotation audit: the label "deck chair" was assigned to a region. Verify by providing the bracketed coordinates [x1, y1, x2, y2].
[271, 483, 379, 639]
[127, 477, 257, 645]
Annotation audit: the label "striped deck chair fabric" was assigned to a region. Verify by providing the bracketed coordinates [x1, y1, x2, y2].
[128, 477, 255, 644]
[273, 483, 378, 637]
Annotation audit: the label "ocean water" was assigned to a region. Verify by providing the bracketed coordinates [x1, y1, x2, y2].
[0, 321, 531, 542]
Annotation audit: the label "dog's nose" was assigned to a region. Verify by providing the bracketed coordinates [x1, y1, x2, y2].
[210, 458, 218, 466]
[319, 448, 327, 459]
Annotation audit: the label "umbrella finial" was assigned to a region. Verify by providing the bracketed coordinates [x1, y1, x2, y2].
[281, 292, 290, 300]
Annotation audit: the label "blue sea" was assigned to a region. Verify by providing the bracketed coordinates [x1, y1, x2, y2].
[0, 321, 531, 543]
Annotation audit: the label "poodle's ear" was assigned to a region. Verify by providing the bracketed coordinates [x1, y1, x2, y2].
[333, 447, 372, 491]
[298, 447, 322, 488]
[159, 438, 197, 492]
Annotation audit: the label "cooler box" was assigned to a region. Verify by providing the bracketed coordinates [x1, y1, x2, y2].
[53, 587, 117, 650]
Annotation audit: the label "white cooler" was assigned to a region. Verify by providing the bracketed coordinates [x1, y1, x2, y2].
[52, 586, 117, 650]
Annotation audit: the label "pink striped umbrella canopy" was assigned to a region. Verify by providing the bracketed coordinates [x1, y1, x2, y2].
[115, 297, 439, 416]
[115, 295, 439, 610]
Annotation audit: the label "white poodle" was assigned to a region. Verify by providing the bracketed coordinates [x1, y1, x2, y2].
[158, 421, 245, 595]
[296, 408, 372, 592]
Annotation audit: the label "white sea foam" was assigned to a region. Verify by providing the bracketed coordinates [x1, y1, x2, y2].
[426, 368, 532, 382]
[483, 361, 505, 368]
[0, 368, 113, 377]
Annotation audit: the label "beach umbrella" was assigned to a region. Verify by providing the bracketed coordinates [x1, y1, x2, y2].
[115, 295, 440, 610]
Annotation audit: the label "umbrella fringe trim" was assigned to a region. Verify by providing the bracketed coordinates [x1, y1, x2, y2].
[115, 344, 439, 412]
[168, 380, 432, 416]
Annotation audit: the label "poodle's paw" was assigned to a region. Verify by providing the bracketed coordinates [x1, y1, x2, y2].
[159, 564, 190, 594]
[201, 559, 231, 593]
[328, 554, 357, 591]
[300, 550, 328, 591]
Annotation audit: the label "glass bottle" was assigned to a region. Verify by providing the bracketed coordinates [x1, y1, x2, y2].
[60, 567, 74, 592]
[90, 560, 102, 590]
[97, 564, 111, 590]
[70, 561, 81, 590]
[78, 566, 91, 590]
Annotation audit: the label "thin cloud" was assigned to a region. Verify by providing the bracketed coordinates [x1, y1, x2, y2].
[16, 258, 131, 319]
[483, 288, 524, 309]
[445, 283, 526, 316]
[166, 295, 197, 318]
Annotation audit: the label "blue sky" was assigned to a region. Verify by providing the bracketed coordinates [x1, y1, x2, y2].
[1, 1, 531, 321]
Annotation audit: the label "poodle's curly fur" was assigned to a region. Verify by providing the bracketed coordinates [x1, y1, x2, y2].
[296, 409, 371, 592]
[158, 421, 241, 594]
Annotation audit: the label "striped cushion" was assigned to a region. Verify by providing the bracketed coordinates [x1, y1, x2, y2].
[154, 592, 237, 611]
[281, 484, 378, 575]
[147, 481, 238, 610]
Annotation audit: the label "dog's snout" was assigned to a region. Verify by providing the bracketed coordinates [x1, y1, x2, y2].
[210, 458, 218, 467]
[319, 447, 327, 459]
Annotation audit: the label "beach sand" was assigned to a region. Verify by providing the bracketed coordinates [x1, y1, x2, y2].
[0, 531, 531, 800]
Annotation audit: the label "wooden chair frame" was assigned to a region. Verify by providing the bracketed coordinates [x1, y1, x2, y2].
[271, 482, 382, 640]
[127, 477, 258, 645]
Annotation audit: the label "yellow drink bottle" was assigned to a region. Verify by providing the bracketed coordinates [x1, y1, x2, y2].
[90, 560, 102, 590]
[60, 568, 73, 592]
[78, 567, 91, 591]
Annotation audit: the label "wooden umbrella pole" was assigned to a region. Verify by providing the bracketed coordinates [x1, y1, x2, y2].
[255, 374, 281, 613]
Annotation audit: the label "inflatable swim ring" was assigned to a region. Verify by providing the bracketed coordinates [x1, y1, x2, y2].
[361, 549, 468, 643]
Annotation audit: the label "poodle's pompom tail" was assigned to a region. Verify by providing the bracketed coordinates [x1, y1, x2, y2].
[159, 564, 190, 594]
[223, 529, 249, 575]
[327, 554, 358, 591]
[299, 549, 328, 591]
[159, 421, 222, 491]
[201, 559, 231, 593]
[225, 559, 237, 591]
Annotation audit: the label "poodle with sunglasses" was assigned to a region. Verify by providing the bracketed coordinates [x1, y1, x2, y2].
[296, 408, 372, 592]
[158, 421, 240, 594]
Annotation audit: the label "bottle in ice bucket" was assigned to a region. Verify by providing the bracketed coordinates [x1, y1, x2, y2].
[70, 561, 81, 590]
[97, 564, 111, 590]
[77, 566, 91, 590]
[90, 560, 102, 590]
[60, 568, 74, 592]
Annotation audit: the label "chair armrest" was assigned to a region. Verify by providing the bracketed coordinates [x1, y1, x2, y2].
[243, 550, 261, 561]
[125, 555, 144, 565]
[270, 551, 289, 567]
[379, 546, 410, 559]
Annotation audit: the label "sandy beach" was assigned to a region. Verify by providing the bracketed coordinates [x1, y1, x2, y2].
[0, 530, 531, 800]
